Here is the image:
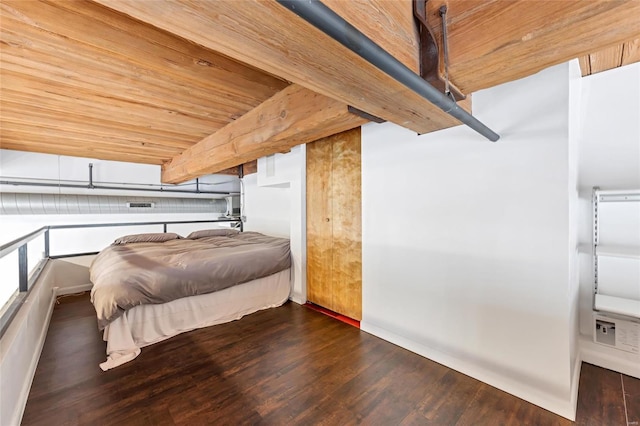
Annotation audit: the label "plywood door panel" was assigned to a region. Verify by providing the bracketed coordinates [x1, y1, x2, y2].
[330, 128, 362, 320]
[306, 128, 362, 320]
[306, 138, 334, 310]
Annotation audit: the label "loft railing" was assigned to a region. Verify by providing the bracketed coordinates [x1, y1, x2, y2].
[0, 218, 242, 339]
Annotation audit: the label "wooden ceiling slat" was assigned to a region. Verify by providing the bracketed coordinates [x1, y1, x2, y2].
[2, 123, 185, 155]
[589, 44, 624, 75]
[0, 26, 258, 123]
[45, 0, 287, 96]
[622, 39, 640, 66]
[1, 75, 220, 136]
[0, 140, 168, 165]
[0, 135, 173, 158]
[578, 38, 640, 76]
[1, 106, 194, 149]
[578, 55, 592, 77]
[1, 100, 200, 146]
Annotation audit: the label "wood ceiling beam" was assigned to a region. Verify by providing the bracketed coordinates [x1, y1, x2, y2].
[92, 0, 462, 136]
[161, 85, 367, 184]
[425, 0, 640, 93]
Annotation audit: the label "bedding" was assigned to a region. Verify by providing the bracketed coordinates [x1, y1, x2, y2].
[186, 228, 239, 239]
[90, 231, 291, 329]
[112, 232, 182, 245]
[99, 268, 291, 370]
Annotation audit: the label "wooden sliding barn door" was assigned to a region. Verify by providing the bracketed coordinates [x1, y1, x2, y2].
[306, 127, 362, 320]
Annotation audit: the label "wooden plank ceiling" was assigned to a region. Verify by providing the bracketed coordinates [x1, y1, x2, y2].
[1, 0, 640, 183]
[579, 39, 640, 76]
[0, 1, 295, 165]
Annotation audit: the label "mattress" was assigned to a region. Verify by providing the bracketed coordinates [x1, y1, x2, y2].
[100, 268, 291, 370]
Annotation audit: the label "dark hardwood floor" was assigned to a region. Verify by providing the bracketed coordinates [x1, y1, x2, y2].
[23, 294, 639, 425]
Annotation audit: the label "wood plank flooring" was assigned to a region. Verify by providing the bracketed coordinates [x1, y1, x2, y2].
[23, 294, 639, 425]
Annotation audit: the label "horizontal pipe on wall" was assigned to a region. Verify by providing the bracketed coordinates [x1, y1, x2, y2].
[0, 179, 237, 196]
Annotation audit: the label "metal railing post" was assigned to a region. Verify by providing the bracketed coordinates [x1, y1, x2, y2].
[18, 244, 28, 292]
[44, 229, 50, 258]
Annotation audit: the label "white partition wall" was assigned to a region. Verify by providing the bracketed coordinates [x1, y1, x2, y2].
[361, 62, 580, 419]
[243, 146, 306, 304]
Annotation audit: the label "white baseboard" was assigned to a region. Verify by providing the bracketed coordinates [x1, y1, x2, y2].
[289, 294, 306, 305]
[361, 320, 576, 421]
[579, 335, 640, 378]
[11, 288, 57, 426]
[54, 283, 93, 296]
[569, 355, 582, 420]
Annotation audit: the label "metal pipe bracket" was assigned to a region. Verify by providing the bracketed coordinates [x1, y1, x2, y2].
[413, 0, 465, 101]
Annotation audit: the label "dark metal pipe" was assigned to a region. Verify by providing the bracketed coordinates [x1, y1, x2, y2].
[276, 0, 500, 142]
[48, 218, 240, 230]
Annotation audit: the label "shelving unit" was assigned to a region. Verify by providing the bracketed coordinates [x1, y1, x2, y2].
[592, 188, 640, 319]
[596, 245, 640, 259]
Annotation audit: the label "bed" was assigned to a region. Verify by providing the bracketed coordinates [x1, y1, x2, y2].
[89, 229, 291, 370]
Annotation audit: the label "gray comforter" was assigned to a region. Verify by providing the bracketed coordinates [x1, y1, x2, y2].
[90, 232, 291, 329]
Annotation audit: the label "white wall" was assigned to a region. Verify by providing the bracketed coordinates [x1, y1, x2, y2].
[0, 257, 92, 426]
[0, 150, 239, 244]
[576, 63, 640, 375]
[243, 175, 291, 238]
[0, 149, 239, 197]
[567, 60, 583, 409]
[243, 146, 306, 304]
[0, 150, 239, 307]
[361, 63, 579, 419]
[578, 64, 640, 191]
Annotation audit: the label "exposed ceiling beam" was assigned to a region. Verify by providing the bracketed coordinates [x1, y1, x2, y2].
[425, 0, 640, 93]
[92, 0, 463, 136]
[161, 84, 367, 184]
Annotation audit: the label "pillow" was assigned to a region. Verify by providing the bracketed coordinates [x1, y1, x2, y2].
[112, 232, 182, 245]
[187, 228, 239, 239]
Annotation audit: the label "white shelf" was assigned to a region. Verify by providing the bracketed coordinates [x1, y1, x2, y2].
[595, 294, 640, 319]
[597, 189, 640, 203]
[596, 245, 640, 260]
